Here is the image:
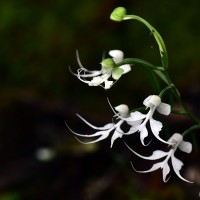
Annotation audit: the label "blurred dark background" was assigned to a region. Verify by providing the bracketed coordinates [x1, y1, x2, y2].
[0, 0, 200, 199]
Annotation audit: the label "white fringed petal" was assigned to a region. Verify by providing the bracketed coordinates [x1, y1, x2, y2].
[171, 154, 193, 183]
[128, 111, 146, 121]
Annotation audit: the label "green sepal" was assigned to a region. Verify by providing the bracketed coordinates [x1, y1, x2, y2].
[110, 7, 127, 22]
[101, 58, 115, 74]
[112, 67, 124, 80]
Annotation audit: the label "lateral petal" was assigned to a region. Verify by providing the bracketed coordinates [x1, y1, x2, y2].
[171, 154, 193, 183]
[131, 161, 162, 173]
[150, 118, 172, 145]
[124, 142, 167, 160]
[110, 130, 123, 148]
[76, 114, 114, 130]
[178, 141, 192, 153]
[140, 126, 149, 146]
[119, 64, 131, 74]
[157, 102, 171, 115]
[162, 163, 171, 182]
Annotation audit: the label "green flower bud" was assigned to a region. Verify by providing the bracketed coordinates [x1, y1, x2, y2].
[101, 58, 115, 74]
[110, 7, 127, 22]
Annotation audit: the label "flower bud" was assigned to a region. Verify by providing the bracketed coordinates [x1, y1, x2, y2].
[110, 7, 127, 22]
[143, 95, 161, 107]
[101, 58, 115, 74]
[149, 95, 161, 106]
[168, 133, 183, 146]
[115, 104, 129, 117]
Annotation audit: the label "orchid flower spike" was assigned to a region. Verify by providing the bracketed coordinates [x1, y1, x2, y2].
[71, 50, 131, 89]
[125, 133, 193, 183]
[123, 95, 171, 145]
[67, 104, 132, 148]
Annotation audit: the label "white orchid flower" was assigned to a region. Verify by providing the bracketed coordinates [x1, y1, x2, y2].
[67, 104, 132, 148]
[124, 95, 171, 145]
[124, 133, 193, 183]
[71, 50, 131, 89]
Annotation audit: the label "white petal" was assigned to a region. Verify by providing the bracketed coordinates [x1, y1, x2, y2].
[143, 95, 161, 107]
[110, 130, 123, 148]
[178, 141, 192, 153]
[69, 66, 98, 78]
[150, 118, 162, 133]
[143, 95, 152, 107]
[168, 133, 183, 145]
[127, 119, 142, 126]
[75, 51, 102, 76]
[76, 114, 114, 130]
[150, 118, 173, 145]
[76, 75, 91, 84]
[171, 154, 193, 183]
[114, 104, 129, 117]
[104, 80, 113, 89]
[76, 70, 101, 78]
[162, 163, 171, 182]
[131, 161, 162, 173]
[149, 118, 168, 144]
[124, 142, 167, 160]
[67, 124, 111, 138]
[109, 50, 124, 63]
[140, 126, 149, 146]
[119, 64, 131, 74]
[127, 111, 146, 121]
[157, 102, 171, 115]
[124, 124, 140, 135]
[89, 77, 103, 86]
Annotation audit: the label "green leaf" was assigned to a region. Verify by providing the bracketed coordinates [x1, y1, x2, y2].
[153, 70, 169, 84]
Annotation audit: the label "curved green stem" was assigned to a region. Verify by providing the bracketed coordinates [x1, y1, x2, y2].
[123, 15, 168, 69]
[110, 7, 200, 138]
[159, 84, 175, 98]
[183, 124, 200, 137]
[163, 70, 200, 124]
[116, 58, 164, 71]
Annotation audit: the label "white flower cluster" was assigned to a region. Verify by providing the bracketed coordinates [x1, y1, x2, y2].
[68, 93, 193, 183]
[71, 50, 131, 89]
[68, 49, 193, 183]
